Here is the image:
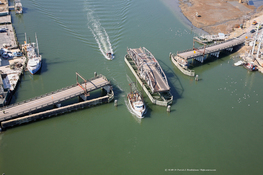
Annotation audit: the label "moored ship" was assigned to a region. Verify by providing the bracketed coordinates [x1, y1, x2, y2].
[23, 33, 42, 74]
[15, 0, 23, 14]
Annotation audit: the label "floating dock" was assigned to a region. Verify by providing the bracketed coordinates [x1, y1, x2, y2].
[0, 74, 114, 130]
[125, 47, 173, 106]
[0, 16, 26, 106]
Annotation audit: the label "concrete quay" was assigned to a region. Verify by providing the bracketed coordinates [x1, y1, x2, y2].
[0, 74, 114, 130]
[0, 0, 26, 106]
[1, 89, 114, 130]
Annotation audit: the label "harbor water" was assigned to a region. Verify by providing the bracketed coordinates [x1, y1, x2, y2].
[1, 0, 263, 174]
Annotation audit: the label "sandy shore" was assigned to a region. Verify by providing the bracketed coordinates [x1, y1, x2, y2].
[178, 0, 263, 35]
[161, 0, 263, 35]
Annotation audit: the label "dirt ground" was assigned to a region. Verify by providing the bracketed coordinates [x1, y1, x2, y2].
[179, 0, 262, 34]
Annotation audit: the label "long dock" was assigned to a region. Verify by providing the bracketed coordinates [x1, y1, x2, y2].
[1, 94, 114, 130]
[177, 36, 245, 60]
[171, 33, 250, 76]
[0, 74, 112, 126]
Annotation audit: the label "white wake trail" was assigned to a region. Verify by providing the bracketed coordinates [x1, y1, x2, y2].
[86, 9, 113, 60]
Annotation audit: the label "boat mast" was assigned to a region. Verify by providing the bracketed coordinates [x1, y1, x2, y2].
[25, 33, 27, 44]
[35, 33, 40, 57]
[129, 83, 132, 94]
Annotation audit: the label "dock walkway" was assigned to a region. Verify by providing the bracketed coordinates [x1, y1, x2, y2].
[171, 32, 254, 76]
[177, 36, 245, 60]
[0, 75, 110, 122]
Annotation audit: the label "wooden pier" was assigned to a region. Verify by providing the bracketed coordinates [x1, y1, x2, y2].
[171, 33, 249, 76]
[0, 74, 113, 129]
[178, 36, 245, 60]
[1, 94, 114, 130]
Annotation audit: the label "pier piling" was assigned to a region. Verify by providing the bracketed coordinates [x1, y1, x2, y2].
[167, 105, 171, 112]
[195, 75, 199, 81]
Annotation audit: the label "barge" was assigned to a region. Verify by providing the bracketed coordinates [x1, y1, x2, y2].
[125, 47, 173, 106]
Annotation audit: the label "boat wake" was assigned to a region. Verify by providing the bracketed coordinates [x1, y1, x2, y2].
[86, 9, 113, 60]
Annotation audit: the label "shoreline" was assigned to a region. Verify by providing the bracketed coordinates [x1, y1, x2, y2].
[163, 0, 263, 35]
[161, 0, 209, 35]
[162, 0, 263, 56]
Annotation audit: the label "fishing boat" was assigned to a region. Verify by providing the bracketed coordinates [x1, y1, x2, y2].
[23, 33, 42, 74]
[243, 62, 257, 71]
[15, 0, 23, 14]
[127, 83, 146, 118]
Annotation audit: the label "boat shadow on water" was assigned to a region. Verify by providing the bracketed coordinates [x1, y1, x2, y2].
[158, 60, 184, 104]
[142, 103, 152, 118]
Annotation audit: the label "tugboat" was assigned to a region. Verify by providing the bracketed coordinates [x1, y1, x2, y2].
[127, 83, 146, 118]
[243, 62, 257, 71]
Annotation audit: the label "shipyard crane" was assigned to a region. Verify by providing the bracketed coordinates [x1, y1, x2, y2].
[256, 30, 263, 60]
[250, 23, 261, 56]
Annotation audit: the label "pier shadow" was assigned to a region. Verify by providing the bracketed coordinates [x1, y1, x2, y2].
[158, 60, 184, 104]
[188, 44, 243, 70]
[111, 84, 122, 101]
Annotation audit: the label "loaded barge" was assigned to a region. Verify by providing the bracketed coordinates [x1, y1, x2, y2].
[125, 47, 173, 106]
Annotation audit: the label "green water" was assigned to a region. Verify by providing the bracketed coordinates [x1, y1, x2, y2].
[1, 0, 263, 174]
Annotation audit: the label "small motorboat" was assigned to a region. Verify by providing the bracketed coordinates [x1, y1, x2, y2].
[234, 60, 244, 66]
[243, 62, 257, 71]
[127, 83, 146, 118]
[106, 52, 114, 60]
[15, 0, 23, 14]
